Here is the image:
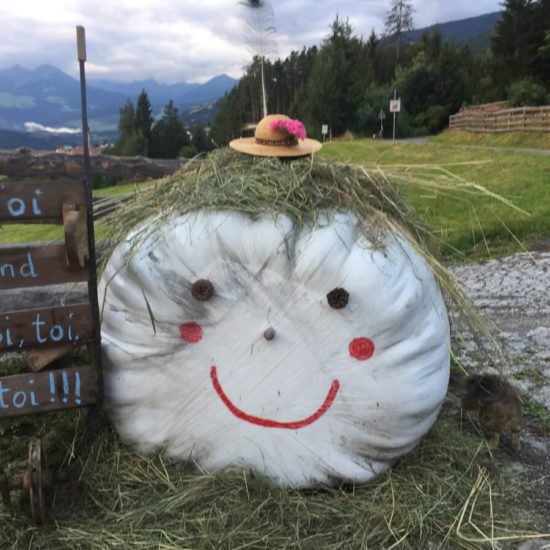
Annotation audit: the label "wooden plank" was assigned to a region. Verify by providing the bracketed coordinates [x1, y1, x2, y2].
[0, 180, 86, 224]
[0, 243, 89, 290]
[0, 365, 97, 418]
[24, 345, 74, 372]
[63, 204, 89, 270]
[0, 303, 93, 352]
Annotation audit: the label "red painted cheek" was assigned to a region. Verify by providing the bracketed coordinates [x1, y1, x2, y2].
[349, 337, 375, 361]
[179, 322, 203, 344]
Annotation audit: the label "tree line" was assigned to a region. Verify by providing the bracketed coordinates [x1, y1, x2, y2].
[109, 91, 215, 158]
[210, 0, 550, 144]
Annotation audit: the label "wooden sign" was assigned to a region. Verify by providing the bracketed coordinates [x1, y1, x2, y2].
[0, 180, 86, 224]
[0, 304, 94, 352]
[0, 173, 102, 420]
[0, 365, 97, 418]
[0, 243, 89, 290]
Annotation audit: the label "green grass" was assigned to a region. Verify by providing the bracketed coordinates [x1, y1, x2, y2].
[3, 142, 550, 263]
[522, 396, 550, 434]
[432, 130, 550, 150]
[0, 180, 152, 243]
[93, 180, 153, 197]
[320, 139, 550, 262]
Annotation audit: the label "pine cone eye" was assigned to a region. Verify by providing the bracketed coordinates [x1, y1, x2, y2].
[327, 288, 349, 309]
[191, 279, 214, 302]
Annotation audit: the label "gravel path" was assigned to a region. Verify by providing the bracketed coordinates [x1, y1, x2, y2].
[451, 252, 550, 536]
[451, 251, 550, 410]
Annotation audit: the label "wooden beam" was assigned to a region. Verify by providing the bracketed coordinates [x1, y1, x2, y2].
[0, 180, 86, 224]
[0, 365, 97, 418]
[0, 303, 94, 352]
[0, 151, 182, 181]
[0, 243, 89, 290]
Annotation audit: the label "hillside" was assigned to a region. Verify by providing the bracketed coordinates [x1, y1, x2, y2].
[402, 11, 501, 54]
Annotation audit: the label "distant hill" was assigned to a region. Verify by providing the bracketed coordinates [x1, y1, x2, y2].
[0, 64, 238, 148]
[89, 77, 200, 106]
[181, 101, 220, 128]
[0, 127, 117, 151]
[0, 128, 80, 150]
[0, 64, 131, 134]
[400, 11, 501, 54]
[178, 75, 237, 106]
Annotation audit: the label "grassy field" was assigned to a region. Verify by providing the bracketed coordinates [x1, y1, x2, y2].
[432, 130, 550, 150]
[2, 142, 549, 262]
[321, 139, 550, 262]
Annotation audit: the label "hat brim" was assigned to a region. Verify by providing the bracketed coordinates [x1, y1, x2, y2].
[229, 137, 322, 157]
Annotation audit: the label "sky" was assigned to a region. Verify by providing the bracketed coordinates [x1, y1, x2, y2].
[0, 0, 503, 84]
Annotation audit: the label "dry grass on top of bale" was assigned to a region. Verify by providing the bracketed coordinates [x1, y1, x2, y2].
[99, 148, 526, 364]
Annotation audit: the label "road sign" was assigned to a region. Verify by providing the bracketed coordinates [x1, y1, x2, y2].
[378, 109, 386, 120]
[321, 124, 328, 135]
[389, 99, 401, 113]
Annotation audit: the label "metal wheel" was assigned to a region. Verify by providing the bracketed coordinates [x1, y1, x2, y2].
[27, 439, 46, 524]
[0, 468, 10, 506]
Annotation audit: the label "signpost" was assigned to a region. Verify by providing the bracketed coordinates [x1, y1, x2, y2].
[378, 109, 386, 138]
[0, 26, 103, 523]
[390, 89, 401, 143]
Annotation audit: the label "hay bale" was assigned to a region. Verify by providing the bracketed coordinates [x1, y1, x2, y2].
[97, 150, 496, 487]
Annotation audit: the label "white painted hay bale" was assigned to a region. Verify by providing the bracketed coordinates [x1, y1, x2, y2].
[100, 210, 450, 487]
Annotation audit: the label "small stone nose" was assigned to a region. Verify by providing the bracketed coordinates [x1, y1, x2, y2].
[263, 327, 275, 341]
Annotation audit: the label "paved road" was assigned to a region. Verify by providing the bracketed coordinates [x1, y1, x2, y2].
[394, 138, 550, 156]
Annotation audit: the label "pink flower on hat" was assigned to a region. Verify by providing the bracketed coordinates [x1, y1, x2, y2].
[269, 118, 307, 141]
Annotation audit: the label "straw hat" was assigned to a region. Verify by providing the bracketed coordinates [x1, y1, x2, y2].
[230, 114, 322, 157]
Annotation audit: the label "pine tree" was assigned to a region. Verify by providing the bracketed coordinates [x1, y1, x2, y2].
[384, 0, 415, 63]
[113, 100, 140, 156]
[490, 0, 539, 88]
[135, 89, 154, 156]
[149, 100, 190, 159]
[117, 100, 135, 143]
[191, 125, 215, 153]
[306, 16, 363, 136]
[365, 30, 379, 84]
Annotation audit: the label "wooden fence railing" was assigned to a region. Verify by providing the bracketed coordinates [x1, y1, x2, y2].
[449, 105, 550, 133]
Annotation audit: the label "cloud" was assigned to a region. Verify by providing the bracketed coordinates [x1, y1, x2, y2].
[0, 0, 502, 83]
[25, 122, 81, 134]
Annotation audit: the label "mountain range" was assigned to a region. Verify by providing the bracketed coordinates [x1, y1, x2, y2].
[0, 64, 237, 140]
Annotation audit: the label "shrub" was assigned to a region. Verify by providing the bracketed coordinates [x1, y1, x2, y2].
[414, 105, 450, 134]
[179, 145, 198, 158]
[507, 78, 549, 107]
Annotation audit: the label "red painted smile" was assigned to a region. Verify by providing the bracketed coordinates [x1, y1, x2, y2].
[210, 366, 340, 429]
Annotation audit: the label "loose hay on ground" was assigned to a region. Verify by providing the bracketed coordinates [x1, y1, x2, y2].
[0, 402, 544, 548]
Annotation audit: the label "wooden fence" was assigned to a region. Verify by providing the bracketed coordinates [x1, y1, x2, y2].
[449, 105, 550, 133]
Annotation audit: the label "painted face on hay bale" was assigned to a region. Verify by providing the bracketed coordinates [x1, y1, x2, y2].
[100, 208, 450, 488]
